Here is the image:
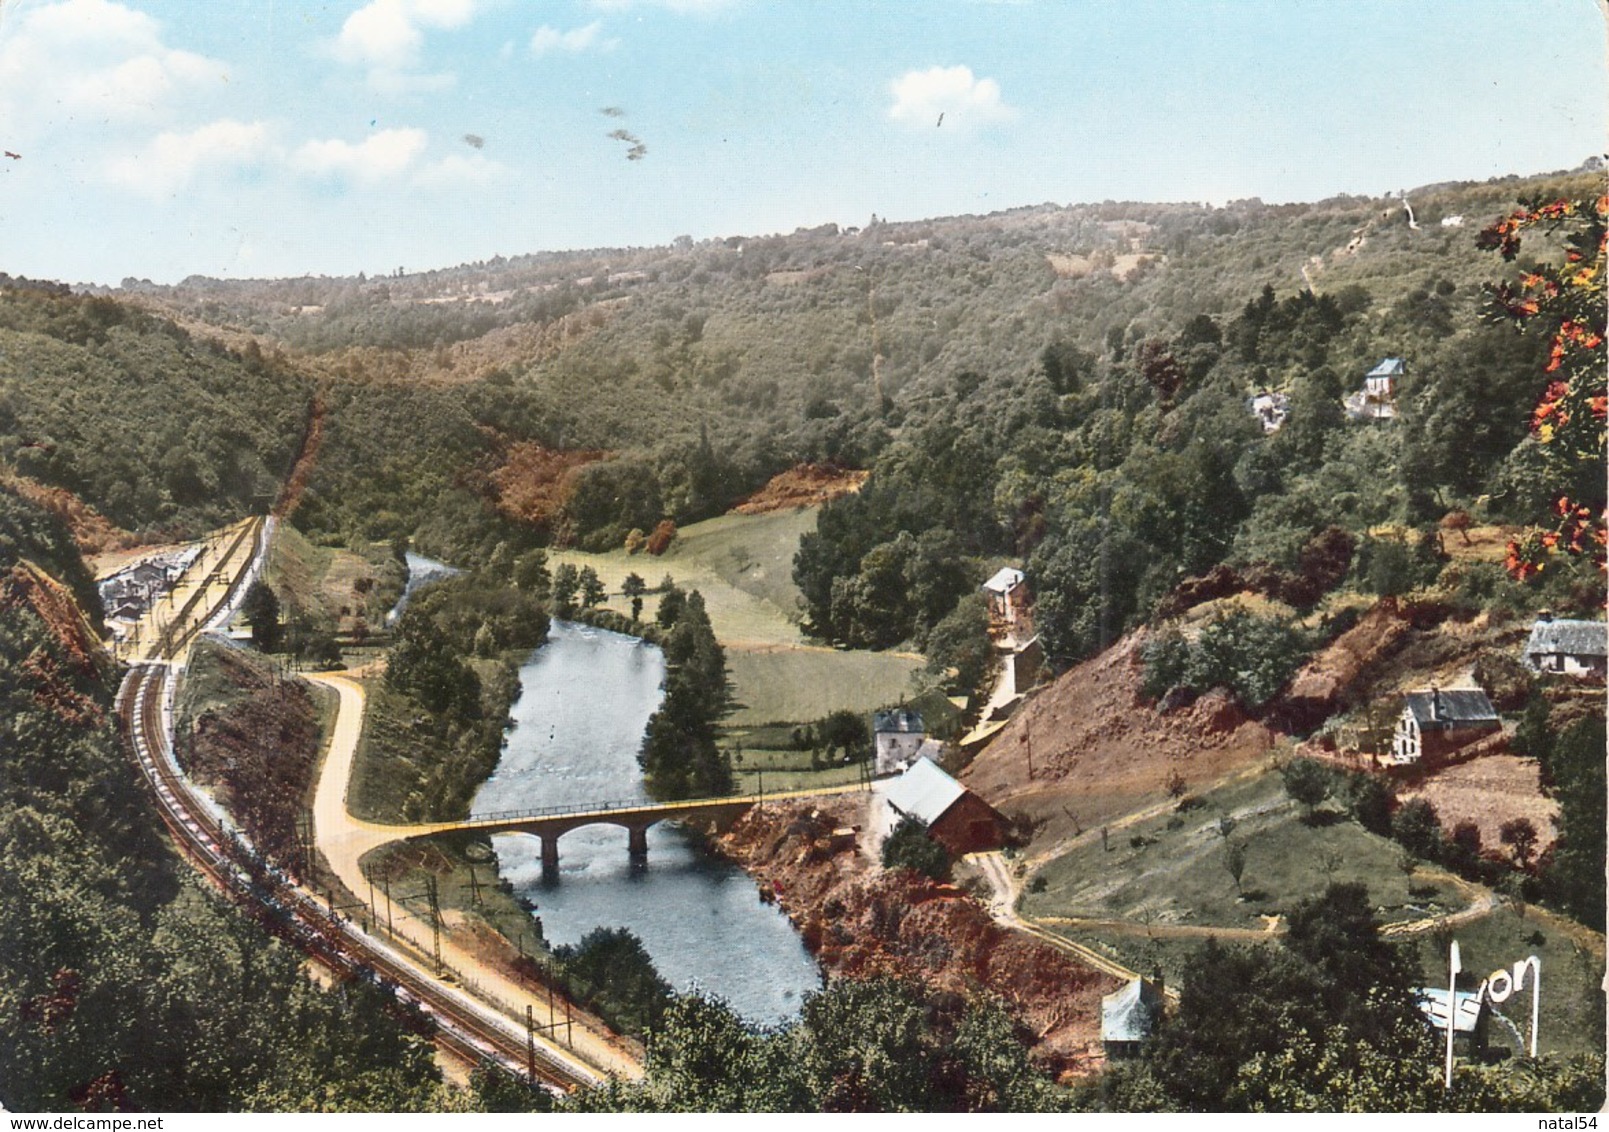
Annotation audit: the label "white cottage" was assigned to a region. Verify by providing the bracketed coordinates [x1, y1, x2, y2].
[1345, 357, 1404, 421]
[1390, 687, 1500, 764]
[874, 707, 934, 776]
[1523, 617, 1607, 678]
[981, 567, 1027, 626]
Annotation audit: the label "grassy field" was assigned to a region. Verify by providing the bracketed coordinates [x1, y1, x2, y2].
[1024, 765, 1606, 1058]
[548, 507, 818, 647]
[724, 646, 921, 726]
[549, 506, 925, 732]
[267, 523, 404, 634]
[346, 679, 438, 823]
[1022, 768, 1457, 932]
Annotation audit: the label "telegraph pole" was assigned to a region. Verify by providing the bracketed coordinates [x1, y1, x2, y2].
[525, 1005, 537, 1086]
[427, 875, 443, 976]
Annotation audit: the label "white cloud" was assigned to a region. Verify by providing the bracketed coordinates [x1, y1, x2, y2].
[293, 128, 429, 183]
[331, 0, 479, 89]
[889, 65, 1015, 129]
[588, 0, 739, 13]
[105, 119, 272, 197]
[529, 22, 613, 57]
[414, 152, 507, 188]
[0, 0, 227, 124]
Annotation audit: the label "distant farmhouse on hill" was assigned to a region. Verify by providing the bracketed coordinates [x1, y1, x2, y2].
[981, 566, 1028, 627]
[1522, 616, 1607, 679]
[1389, 687, 1500, 764]
[1345, 357, 1404, 421]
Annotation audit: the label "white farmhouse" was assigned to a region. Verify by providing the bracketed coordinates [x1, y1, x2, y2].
[1390, 687, 1500, 765]
[1522, 617, 1607, 679]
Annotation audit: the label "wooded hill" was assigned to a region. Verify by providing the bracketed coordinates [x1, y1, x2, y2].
[5, 167, 1590, 586]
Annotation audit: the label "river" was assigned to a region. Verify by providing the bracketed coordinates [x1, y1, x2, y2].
[473, 619, 821, 1025]
[386, 551, 460, 624]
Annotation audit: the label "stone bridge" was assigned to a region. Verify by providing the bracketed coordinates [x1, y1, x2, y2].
[401, 783, 868, 873]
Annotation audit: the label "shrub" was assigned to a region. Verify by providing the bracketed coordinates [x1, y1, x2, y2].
[881, 817, 950, 881]
[1281, 758, 1333, 818]
[645, 519, 677, 556]
[1391, 798, 1444, 860]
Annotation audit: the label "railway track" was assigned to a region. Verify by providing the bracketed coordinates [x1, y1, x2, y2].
[114, 523, 599, 1097]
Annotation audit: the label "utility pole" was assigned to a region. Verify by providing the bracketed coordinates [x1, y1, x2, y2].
[547, 962, 556, 1033]
[427, 874, 443, 976]
[382, 874, 394, 937]
[466, 864, 483, 907]
[525, 1005, 537, 1086]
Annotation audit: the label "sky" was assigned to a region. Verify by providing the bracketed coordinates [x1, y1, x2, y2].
[0, 0, 1603, 285]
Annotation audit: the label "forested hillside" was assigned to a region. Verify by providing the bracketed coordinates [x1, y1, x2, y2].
[0, 281, 313, 539]
[101, 168, 1601, 614]
[0, 486, 464, 1111]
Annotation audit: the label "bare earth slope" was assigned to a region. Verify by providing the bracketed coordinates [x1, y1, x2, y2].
[961, 631, 1278, 851]
[718, 796, 1121, 1080]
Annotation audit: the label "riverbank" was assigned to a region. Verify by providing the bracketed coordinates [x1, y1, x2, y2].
[304, 672, 641, 1082]
[716, 794, 1122, 1082]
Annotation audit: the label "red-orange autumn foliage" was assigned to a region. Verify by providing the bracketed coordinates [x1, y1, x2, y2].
[1478, 193, 1607, 580]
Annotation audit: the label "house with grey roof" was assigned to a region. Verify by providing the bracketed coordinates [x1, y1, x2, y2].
[1102, 978, 1164, 1058]
[1390, 687, 1500, 765]
[1345, 357, 1404, 421]
[882, 757, 1006, 856]
[873, 707, 937, 775]
[1523, 617, 1607, 679]
[981, 566, 1027, 626]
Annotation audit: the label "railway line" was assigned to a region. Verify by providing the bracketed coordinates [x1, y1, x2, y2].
[113, 520, 602, 1098]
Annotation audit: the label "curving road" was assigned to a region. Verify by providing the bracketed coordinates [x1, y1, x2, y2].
[114, 517, 608, 1094]
[306, 673, 641, 1081]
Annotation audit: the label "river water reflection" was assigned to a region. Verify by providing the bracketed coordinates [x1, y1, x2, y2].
[473, 620, 821, 1024]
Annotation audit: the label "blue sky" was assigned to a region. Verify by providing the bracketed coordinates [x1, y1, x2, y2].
[0, 0, 1603, 284]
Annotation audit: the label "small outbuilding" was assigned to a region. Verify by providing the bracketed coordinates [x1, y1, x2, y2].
[1102, 978, 1164, 1059]
[1523, 617, 1607, 679]
[1248, 390, 1289, 434]
[1389, 687, 1500, 764]
[883, 757, 1007, 856]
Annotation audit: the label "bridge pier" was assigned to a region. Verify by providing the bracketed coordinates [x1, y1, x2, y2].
[627, 825, 649, 862]
[540, 834, 559, 878]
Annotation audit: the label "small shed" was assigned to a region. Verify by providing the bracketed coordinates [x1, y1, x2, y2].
[981, 566, 1027, 626]
[1523, 617, 1607, 679]
[1415, 987, 1489, 1058]
[1390, 687, 1500, 764]
[1102, 978, 1164, 1059]
[874, 707, 928, 775]
[883, 758, 1007, 856]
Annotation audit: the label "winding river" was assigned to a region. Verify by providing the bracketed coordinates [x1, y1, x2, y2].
[472, 619, 821, 1024]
